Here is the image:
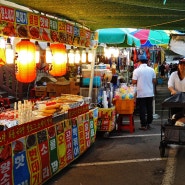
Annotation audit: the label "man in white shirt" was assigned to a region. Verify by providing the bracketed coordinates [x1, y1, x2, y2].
[132, 54, 156, 130]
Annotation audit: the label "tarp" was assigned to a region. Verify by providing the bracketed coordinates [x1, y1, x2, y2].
[169, 34, 185, 56]
[162, 92, 185, 108]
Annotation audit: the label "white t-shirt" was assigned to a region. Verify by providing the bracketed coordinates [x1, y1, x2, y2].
[132, 64, 156, 98]
[168, 71, 185, 92]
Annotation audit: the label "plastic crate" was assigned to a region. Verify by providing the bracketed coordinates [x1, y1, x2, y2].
[115, 99, 135, 114]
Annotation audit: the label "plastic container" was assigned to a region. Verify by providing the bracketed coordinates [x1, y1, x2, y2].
[115, 99, 135, 114]
[82, 76, 101, 87]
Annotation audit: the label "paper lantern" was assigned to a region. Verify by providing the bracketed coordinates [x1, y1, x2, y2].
[81, 49, 87, 63]
[6, 38, 14, 64]
[15, 39, 36, 83]
[68, 47, 75, 65]
[49, 43, 67, 77]
[74, 49, 80, 64]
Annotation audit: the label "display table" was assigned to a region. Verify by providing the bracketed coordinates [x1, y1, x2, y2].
[0, 105, 98, 185]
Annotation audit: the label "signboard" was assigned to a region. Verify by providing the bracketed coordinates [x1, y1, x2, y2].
[0, 4, 92, 47]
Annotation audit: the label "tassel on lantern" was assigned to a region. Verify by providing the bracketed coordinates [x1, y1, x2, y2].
[49, 43, 67, 77]
[15, 39, 36, 83]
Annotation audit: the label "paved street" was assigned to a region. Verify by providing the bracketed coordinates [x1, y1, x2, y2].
[44, 80, 185, 185]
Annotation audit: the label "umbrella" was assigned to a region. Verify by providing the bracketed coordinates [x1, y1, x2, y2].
[130, 29, 180, 47]
[97, 28, 141, 47]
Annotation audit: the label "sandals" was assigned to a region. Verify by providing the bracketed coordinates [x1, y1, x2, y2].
[139, 126, 147, 131]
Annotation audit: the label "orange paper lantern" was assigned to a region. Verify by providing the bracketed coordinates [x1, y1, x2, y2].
[15, 39, 36, 83]
[49, 43, 67, 77]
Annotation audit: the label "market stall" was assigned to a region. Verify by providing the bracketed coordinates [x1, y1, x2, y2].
[0, 2, 100, 185]
[0, 95, 98, 184]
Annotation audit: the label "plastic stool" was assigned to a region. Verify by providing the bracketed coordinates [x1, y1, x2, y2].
[117, 114, 135, 133]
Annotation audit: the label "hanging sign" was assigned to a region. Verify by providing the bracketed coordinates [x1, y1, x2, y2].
[0, 4, 92, 47]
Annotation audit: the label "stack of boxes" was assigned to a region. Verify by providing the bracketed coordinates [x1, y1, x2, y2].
[35, 81, 80, 98]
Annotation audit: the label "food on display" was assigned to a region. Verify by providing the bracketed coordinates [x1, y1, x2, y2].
[26, 134, 36, 149]
[41, 28, 50, 41]
[17, 25, 28, 37]
[29, 26, 40, 39]
[2, 22, 16, 36]
[13, 140, 24, 154]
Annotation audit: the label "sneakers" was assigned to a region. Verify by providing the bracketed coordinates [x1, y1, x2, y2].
[139, 125, 154, 130]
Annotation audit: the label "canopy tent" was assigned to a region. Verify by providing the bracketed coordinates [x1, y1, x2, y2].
[97, 28, 141, 47]
[130, 29, 180, 47]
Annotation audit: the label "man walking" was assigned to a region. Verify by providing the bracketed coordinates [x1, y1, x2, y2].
[132, 53, 156, 130]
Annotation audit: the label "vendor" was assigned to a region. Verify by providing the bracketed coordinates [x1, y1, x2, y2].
[168, 58, 185, 95]
[168, 58, 185, 115]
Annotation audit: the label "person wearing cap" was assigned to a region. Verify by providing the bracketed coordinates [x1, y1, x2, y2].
[168, 58, 185, 95]
[132, 53, 156, 130]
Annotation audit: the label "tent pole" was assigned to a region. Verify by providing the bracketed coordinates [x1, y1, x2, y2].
[88, 49, 96, 101]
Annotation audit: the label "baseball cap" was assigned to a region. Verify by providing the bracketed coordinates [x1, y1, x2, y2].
[138, 54, 148, 62]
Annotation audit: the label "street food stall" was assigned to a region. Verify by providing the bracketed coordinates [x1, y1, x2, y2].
[0, 95, 98, 184]
[0, 2, 99, 184]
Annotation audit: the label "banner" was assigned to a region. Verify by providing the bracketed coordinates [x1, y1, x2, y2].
[12, 138, 30, 185]
[37, 129, 51, 182]
[0, 109, 97, 184]
[48, 125, 59, 175]
[26, 133, 42, 185]
[0, 4, 92, 47]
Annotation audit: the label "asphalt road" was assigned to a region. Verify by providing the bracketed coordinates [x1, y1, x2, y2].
[44, 81, 185, 185]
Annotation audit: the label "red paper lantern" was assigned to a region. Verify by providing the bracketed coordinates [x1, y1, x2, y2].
[15, 39, 36, 83]
[49, 43, 67, 77]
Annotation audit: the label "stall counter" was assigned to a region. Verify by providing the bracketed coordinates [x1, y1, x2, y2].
[0, 106, 98, 185]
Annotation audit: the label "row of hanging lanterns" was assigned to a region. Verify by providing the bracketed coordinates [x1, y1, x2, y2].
[0, 37, 93, 83]
[68, 47, 93, 64]
[15, 40, 68, 82]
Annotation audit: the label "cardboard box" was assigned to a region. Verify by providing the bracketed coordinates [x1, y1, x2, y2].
[47, 83, 56, 92]
[35, 91, 47, 97]
[55, 84, 70, 96]
[46, 81, 80, 96]
[70, 81, 80, 95]
[48, 92, 56, 98]
[35, 86, 47, 91]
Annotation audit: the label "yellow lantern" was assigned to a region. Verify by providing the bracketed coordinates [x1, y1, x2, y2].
[15, 39, 36, 83]
[49, 43, 67, 77]
[0, 37, 5, 67]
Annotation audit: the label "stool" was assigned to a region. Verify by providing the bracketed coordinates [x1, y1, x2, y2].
[117, 114, 135, 133]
